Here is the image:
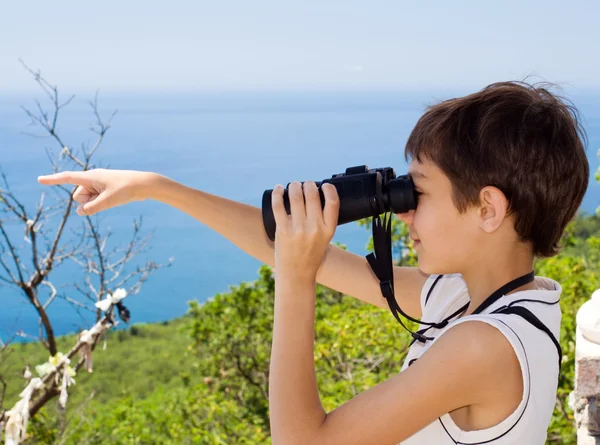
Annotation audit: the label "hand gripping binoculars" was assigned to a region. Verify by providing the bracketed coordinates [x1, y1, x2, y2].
[261, 165, 418, 241]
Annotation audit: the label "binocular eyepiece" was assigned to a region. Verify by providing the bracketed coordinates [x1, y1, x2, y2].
[261, 165, 418, 241]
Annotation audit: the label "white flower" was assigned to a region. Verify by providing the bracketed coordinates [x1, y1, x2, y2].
[35, 362, 53, 378]
[35, 352, 76, 383]
[95, 288, 128, 312]
[23, 366, 31, 380]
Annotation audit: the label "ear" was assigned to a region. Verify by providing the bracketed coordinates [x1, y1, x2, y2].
[477, 186, 508, 233]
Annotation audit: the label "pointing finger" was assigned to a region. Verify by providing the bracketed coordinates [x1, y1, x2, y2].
[38, 171, 93, 188]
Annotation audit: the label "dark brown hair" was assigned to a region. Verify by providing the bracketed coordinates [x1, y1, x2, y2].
[405, 80, 590, 258]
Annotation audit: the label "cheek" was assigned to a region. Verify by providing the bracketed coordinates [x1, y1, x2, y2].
[415, 202, 467, 253]
[413, 201, 444, 241]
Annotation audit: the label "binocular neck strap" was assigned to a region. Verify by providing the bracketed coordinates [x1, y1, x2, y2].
[365, 213, 450, 343]
[364, 214, 537, 341]
[365, 214, 562, 377]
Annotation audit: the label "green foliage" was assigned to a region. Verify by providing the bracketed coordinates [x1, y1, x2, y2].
[2, 212, 599, 444]
[33, 385, 270, 444]
[356, 213, 419, 266]
[1, 318, 194, 410]
[1, 318, 204, 444]
[187, 264, 415, 420]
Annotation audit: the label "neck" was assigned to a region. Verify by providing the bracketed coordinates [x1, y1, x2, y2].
[460, 245, 535, 317]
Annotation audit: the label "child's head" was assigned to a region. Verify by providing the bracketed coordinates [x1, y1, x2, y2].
[397, 81, 589, 275]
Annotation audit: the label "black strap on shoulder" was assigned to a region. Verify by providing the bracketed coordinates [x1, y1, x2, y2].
[407, 303, 469, 346]
[472, 271, 535, 315]
[492, 305, 562, 373]
[408, 302, 563, 377]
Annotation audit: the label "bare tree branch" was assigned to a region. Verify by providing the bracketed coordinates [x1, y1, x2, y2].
[0, 62, 171, 439]
[28, 315, 118, 419]
[0, 375, 7, 422]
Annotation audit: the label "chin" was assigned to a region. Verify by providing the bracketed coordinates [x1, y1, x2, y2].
[416, 257, 432, 275]
[417, 264, 434, 275]
[417, 257, 458, 276]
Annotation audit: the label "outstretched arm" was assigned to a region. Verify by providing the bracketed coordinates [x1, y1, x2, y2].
[145, 173, 428, 315]
[38, 169, 428, 315]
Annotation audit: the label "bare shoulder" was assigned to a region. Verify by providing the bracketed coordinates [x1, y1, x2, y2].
[421, 321, 524, 430]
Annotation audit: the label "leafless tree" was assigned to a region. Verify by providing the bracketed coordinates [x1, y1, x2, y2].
[0, 61, 173, 443]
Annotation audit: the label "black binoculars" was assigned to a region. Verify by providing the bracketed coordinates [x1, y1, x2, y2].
[261, 165, 418, 241]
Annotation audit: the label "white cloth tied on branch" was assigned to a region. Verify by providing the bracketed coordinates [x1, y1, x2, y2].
[78, 319, 110, 373]
[94, 288, 128, 312]
[58, 369, 76, 410]
[3, 377, 44, 445]
[3, 291, 128, 444]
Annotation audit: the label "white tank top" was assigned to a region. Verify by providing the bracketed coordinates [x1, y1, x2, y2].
[398, 273, 562, 445]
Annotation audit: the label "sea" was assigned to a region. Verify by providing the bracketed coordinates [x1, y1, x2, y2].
[1, 89, 599, 341]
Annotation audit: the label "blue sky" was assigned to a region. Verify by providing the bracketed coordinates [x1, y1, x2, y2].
[1, 0, 599, 93]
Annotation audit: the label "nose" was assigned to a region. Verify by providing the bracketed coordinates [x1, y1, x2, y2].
[396, 209, 415, 225]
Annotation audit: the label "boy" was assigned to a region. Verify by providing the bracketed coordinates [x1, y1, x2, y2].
[38, 81, 590, 444]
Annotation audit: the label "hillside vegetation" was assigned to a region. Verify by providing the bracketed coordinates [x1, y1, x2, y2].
[1, 213, 598, 444]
